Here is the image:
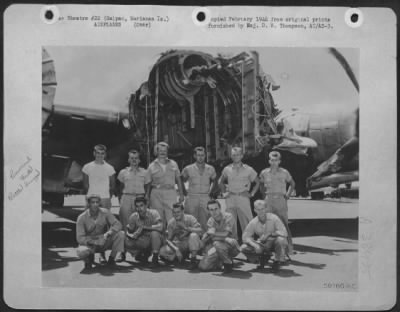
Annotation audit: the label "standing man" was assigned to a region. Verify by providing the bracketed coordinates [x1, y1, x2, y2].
[146, 142, 185, 229]
[82, 144, 116, 209]
[76, 194, 125, 270]
[124, 197, 163, 267]
[117, 150, 150, 261]
[218, 147, 260, 240]
[259, 151, 295, 255]
[181, 146, 217, 230]
[240, 200, 288, 272]
[198, 200, 240, 273]
[159, 203, 203, 270]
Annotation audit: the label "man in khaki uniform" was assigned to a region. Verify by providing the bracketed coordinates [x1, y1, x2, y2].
[181, 146, 217, 230]
[198, 200, 240, 273]
[124, 197, 163, 267]
[146, 142, 185, 229]
[259, 151, 295, 255]
[76, 194, 125, 270]
[219, 147, 260, 240]
[117, 149, 150, 262]
[159, 203, 203, 270]
[240, 200, 288, 272]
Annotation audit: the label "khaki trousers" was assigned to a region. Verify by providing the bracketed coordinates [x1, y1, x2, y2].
[124, 231, 163, 255]
[225, 194, 253, 240]
[184, 194, 210, 231]
[159, 233, 202, 261]
[265, 194, 293, 254]
[76, 231, 125, 259]
[240, 236, 288, 262]
[198, 238, 240, 271]
[150, 189, 177, 229]
[119, 194, 140, 230]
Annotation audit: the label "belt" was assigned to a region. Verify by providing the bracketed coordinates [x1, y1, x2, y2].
[122, 193, 145, 196]
[152, 184, 175, 190]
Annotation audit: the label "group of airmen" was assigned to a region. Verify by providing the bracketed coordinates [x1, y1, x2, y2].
[76, 142, 296, 273]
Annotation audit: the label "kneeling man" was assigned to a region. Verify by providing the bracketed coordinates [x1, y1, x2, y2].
[240, 200, 288, 272]
[76, 194, 125, 270]
[198, 200, 240, 273]
[159, 203, 203, 269]
[124, 197, 163, 267]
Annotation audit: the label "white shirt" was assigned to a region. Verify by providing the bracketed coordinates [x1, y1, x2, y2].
[82, 161, 115, 198]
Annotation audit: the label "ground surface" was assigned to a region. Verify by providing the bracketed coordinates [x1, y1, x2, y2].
[42, 196, 358, 291]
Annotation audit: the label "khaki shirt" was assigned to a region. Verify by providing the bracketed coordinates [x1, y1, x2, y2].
[221, 163, 257, 193]
[76, 208, 122, 245]
[182, 163, 216, 194]
[207, 212, 235, 236]
[259, 167, 293, 195]
[146, 158, 180, 188]
[242, 213, 287, 242]
[127, 209, 162, 231]
[167, 214, 201, 241]
[117, 166, 150, 194]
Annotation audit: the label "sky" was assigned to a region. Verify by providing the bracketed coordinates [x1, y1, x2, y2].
[45, 46, 359, 116]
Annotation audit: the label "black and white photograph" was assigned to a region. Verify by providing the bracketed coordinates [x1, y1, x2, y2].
[4, 5, 396, 310]
[42, 46, 359, 290]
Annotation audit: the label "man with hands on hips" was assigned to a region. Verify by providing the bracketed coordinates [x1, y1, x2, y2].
[219, 147, 260, 240]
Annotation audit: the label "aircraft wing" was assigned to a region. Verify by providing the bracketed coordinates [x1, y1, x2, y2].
[307, 170, 358, 190]
[307, 135, 359, 190]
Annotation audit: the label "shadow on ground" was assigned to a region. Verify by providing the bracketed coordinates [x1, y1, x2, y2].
[289, 259, 326, 270]
[81, 264, 136, 276]
[42, 222, 78, 271]
[212, 270, 252, 279]
[247, 267, 302, 278]
[42, 248, 80, 271]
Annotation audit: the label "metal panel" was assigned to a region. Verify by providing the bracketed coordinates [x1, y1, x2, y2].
[241, 62, 247, 153]
[204, 93, 211, 162]
[154, 67, 159, 143]
[212, 90, 221, 159]
[188, 96, 195, 128]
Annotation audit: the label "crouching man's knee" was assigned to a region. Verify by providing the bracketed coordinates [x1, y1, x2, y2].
[159, 245, 175, 261]
[198, 262, 206, 271]
[212, 241, 223, 250]
[275, 236, 288, 248]
[76, 245, 92, 259]
[240, 243, 252, 254]
[198, 258, 210, 271]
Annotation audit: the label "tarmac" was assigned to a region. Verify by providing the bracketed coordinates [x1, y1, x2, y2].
[42, 195, 358, 291]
